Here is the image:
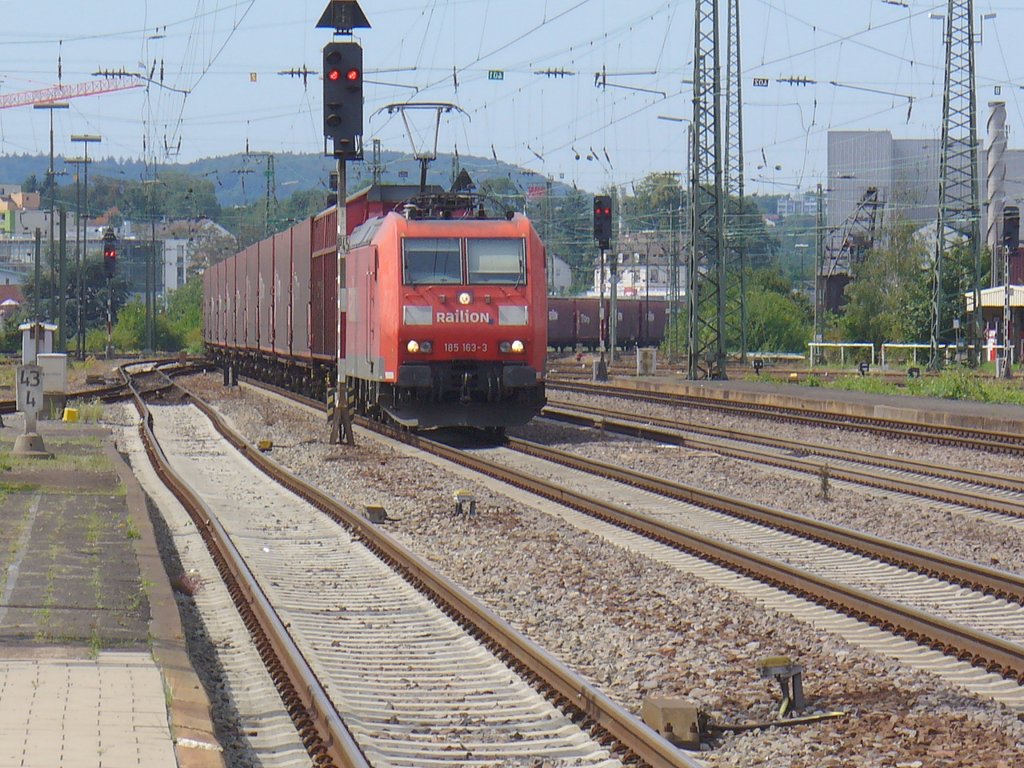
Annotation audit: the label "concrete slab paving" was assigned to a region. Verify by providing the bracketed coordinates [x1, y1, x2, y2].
[0, 651, 177, 768]
[1, 414, 225, 768]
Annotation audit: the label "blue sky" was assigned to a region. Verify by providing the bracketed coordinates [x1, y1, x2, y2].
[0, 1, 1021, 196]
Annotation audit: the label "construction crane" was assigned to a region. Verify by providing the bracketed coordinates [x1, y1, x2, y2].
[0, 77, 144, 110]
[820, 186, 885, 314]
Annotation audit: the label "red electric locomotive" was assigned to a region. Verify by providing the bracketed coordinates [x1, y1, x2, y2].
[203, 185, 547, 431]
[345, 208, 547, 428]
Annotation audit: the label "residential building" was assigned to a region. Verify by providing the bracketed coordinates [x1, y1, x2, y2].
[592, 231, 684, 298]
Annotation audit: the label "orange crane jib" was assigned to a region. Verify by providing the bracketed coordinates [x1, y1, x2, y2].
[0, 78, 144, 110]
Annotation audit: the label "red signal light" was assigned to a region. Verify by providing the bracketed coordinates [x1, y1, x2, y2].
[345, 67, 360, 82]
[328, 68, 341, 82]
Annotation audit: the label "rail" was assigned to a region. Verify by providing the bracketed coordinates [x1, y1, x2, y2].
[542, 402, 1024, 516]
[171, 375, 703, 768]
[391, 430, 1024, 684]
[545, 379, 1024, 454]
[507, 430, 1024, 605]
[123, 369, 369, 768]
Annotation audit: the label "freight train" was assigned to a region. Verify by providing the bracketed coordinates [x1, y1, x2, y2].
[203, 185, 547, 430]
[547, 296, 670, 351]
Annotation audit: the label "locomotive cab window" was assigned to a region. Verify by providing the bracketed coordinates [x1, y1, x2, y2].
[403, 238, 462, 284]
[467, 238, 526, 285]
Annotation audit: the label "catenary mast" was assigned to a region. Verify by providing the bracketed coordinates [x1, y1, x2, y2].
[724, 0, 747, 363]
[689, 0, 728, 379]
[930, 0, 981, 369]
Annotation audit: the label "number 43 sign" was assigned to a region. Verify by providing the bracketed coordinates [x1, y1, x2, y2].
[16, 364, 43, 417]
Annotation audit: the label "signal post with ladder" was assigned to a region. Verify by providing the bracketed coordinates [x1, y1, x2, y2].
[319, 0, 369, 446]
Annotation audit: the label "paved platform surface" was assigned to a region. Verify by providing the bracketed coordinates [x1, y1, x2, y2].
[0, 414, 223, 768]
[0, 650, 176, 767]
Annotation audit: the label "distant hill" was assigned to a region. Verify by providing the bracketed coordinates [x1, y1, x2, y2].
[0, 150, 581, 208]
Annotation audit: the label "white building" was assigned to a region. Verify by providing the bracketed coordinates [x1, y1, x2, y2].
[592, 243, 685, 298]
[547, 254, 573, 295]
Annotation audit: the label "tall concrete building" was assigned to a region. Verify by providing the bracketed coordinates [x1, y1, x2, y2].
[827, 128, 1024, 234]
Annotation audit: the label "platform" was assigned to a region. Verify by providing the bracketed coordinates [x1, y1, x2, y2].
[0, 414, 223, 768]
[606, 372, 1024, 435]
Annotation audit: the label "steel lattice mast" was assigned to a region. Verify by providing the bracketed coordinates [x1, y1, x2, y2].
[689, 0, 728, 380]
[930, 0, 981, 369]
[724, 0, 747, 363]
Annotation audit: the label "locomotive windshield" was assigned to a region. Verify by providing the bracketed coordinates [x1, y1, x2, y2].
[403, 238, 462, 284]
[467, 238, 526, 285]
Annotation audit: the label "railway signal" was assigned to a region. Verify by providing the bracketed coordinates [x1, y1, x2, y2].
[1003, 205, 1020, 251]
[317, 0, 371, 446]
[101, 227, 117, 279]
[323, 41, 363, 159]
[593, 194, 612, 249]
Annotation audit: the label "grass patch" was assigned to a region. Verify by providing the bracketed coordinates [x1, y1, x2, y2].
[126, 580, 149, 613]
[0, 481, 41, 494]
[0, 439, 113, 476]
[33, 559, 59, 637]
[123, 517, 141, 540]
[796, 367, 1024, 405]
[85, 510, 104, 546]
[88, 628, 103, 659]
[72, 399, 106, 424]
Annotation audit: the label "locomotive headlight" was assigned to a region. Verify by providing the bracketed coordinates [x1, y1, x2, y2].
[511, 339, 525, 353]
[407, 340, 420, 353]
[419, 341, 432, 353]
[406, 340, 432, 354]
[458, 291, 473, 305]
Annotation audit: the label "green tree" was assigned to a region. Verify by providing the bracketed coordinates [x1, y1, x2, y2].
[620, 172, 685, 233]
[20, 256, 131, 353]
[531, 187, 593, 294]
[110, 299, 183, 352]
[110, 300, 146, 351]
[744, 285, 811, 352]
[837, 219, 931, 346]
[728, 268, 811, 353]
[164, 278, 204, 353]
[80, 172, 222, 223]
[479, 177, 524, 214]
[732, 197, 780, 270]
[280, 188, 329, 222]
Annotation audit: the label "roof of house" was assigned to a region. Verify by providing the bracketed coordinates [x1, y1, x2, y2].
[0, 284, 24, 305]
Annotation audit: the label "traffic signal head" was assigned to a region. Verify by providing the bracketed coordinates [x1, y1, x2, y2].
[323, 41, 363, 159]
[102, 227, 117, 280]
[593, 195, 612, 249]
[1004, 205, 1020, 251]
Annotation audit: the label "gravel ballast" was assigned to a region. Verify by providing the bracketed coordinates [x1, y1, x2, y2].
[177, 376, 1024, 767]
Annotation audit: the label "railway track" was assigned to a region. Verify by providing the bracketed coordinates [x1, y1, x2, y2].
[399, 433, 1024, 687]
[546, 379, 1024, 454]
[499, 433, 1024, 603]
[541, 402, 1024, 526]
[125, 370, 702, 768]
[0, 357, 204, 415]
[223, 374, 1024, 691]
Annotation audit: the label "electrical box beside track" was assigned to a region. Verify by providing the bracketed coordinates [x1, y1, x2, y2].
[641, 696, 703, 750]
